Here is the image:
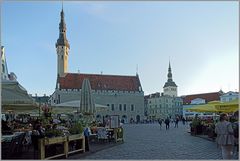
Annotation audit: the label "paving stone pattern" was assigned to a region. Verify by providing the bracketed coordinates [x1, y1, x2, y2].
[82, 123, 224, 159]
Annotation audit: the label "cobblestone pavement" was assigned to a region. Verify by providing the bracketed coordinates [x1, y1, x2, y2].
[80, 123, 239, 160]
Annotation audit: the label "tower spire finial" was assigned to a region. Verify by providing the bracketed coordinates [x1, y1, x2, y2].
[169, 57, 171, 69]
[136, 64, 138, 75]
[62, 1, 63, 11]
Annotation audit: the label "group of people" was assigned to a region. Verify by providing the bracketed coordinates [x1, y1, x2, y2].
[155, 113, 239, 159]
[157, 116, 184, 130]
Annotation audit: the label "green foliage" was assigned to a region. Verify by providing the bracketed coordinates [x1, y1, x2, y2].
[191, 118, 201, 127]
[90, 121, 97, 127]
[69, 122, 83, 135]
[45, 129, 63, 137]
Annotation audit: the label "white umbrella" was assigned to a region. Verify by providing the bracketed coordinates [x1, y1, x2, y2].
[79, 78, 95, 114]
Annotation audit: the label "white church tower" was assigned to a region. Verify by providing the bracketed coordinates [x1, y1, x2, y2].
[163, 61, 178, 97]
[56, 7, 70, 78]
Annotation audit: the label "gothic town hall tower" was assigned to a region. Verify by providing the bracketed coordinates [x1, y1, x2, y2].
[56, 8, 70, 78]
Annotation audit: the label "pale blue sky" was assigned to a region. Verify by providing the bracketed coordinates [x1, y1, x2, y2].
[2, 1, 239, 96]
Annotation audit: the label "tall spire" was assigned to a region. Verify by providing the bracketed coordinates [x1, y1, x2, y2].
[167, 61, 172, 81]
[163, 61, 177, 88]
[56, 5, 70, 49]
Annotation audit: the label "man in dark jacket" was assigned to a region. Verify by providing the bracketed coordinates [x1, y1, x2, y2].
[164, 118, 170, 130]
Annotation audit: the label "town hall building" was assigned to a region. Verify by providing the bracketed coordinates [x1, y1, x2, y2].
[49, 8, 144, 123]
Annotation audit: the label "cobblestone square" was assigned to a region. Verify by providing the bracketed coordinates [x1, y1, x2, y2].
[80, 123, 238, 160]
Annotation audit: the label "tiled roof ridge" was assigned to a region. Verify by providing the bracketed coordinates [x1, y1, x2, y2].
[66, 72, 138, 78]
[59, 72, 142, 91]
[181, 91, 221, 97]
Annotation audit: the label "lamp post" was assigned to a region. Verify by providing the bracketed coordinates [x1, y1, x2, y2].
[36, 93, 41, 117]
[39, 102, 41, 117]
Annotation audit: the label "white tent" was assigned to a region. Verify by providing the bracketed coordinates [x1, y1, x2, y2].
[52, 100, 108, 109]
[51, 100, 108, 114]
[2, 80, 38, 112]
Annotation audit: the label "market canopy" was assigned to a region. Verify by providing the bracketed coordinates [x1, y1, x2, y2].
[214, 99, 239, 113]
[186, 99, 239, 113]
[52, 100, 108, 113]
[186, 101, 220, 113]
[2, 80, 38, 112]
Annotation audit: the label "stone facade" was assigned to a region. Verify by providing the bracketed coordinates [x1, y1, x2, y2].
[146, 93, 183, 119]
[57, 46, 69, 77]
[50, 88, 144, 123]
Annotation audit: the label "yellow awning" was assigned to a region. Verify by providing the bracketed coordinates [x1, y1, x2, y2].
[186, 101, 219, 112]
[215, 99, 239, 113]
[186, 99, 239, 113]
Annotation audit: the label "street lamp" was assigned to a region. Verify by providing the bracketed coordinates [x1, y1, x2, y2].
[36, 93, 41, 117]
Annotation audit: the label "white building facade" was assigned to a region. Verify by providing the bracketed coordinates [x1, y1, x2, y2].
[220, 91, 239, 102]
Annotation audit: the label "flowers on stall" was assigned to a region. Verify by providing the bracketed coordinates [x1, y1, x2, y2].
[45, 128, 63, 138]
[69, 122, 84, 135]
[41, 104, 52, 118]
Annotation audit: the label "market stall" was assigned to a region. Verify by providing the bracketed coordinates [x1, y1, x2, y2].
[186, 99, 239, 138]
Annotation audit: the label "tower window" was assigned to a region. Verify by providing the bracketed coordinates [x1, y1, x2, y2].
[58, 94, 60, 104]
[111, 104, 114, 111]
[2, 64, 5, 73]
[131, 104, 134, 111]
[124, 104, 127, 111]
[61, 55, 63, 59]
[119, 104, 122, 111]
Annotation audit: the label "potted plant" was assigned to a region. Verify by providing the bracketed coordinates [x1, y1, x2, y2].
[69, 122, 83, 135]
[45, 129, 63, 138]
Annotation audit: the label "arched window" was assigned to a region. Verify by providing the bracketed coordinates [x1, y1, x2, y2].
[2, 64, 5, 73]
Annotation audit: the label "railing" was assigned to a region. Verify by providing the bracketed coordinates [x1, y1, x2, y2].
[38, 134, 85, 160]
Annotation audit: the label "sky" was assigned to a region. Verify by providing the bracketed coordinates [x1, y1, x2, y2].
[2, 1, 239, 96]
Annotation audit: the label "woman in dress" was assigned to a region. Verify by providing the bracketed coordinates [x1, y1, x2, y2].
[215, 113, 235, 159]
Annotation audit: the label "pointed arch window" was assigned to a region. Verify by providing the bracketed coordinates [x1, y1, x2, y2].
[2, 64, 5, 73]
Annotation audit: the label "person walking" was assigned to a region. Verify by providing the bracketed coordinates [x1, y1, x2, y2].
[164, 117, 170, 130]
[158, 119, 162, 130]
[174, 117, 179, 128]
[215, 113, 235, 159]
[182, 117, 186, 125]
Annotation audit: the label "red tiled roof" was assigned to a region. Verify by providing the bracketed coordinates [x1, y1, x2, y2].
[182, 92, 222, 104]
[58, 73, 142, 92]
